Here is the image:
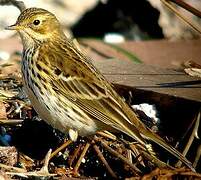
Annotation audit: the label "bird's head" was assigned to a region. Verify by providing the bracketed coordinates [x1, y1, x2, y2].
[6, 8, 64, 46]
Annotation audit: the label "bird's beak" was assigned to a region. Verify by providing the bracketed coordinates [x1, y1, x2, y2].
[5, 24, 22, 30]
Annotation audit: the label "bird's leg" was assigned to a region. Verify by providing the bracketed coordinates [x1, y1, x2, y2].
[49, 129, 78, 160]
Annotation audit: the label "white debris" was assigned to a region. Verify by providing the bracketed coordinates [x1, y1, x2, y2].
[104, 33, 125, 43]
[81, 158, 86, 163]
[132, 103, 159, 124]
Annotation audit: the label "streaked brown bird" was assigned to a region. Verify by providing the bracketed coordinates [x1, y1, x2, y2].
[7, 8, 193, 170]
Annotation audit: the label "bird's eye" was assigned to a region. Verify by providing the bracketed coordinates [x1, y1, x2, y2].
[33, 20, 40, 26]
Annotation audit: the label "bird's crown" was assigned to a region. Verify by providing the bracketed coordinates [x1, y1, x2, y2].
[7, 7, 65, 45]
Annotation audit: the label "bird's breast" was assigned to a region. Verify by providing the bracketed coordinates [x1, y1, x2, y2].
[21, 48, 98, 135]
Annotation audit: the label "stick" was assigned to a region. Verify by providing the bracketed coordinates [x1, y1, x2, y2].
[50, 140, 72, 160]
[168, 0, 201, 18]
[74, 142, 90, 174]
[94, 136, 141, 174]
[96, 131, 116, 141]
[176, 111, 200, 167]
[93, 144, 117, 178]
[161, 0, 201, 34]
[68, 144, 82, 167]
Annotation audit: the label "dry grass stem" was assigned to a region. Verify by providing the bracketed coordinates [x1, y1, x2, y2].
[94, 136, 141, 174]
[0, 162, 27, 173]
[0, 119, 23, 124]
[96, 131, 117, 141]
[176, 111, 200, 167]
[50, 140, 72, 160]
[161, 0, 201, 34]
[193, 144, 201, 168]
[140, 151, 172, 169]
[73, 142, 90, 174]
[68, 144, 82, 167]
[93, 144, 117, 178]
[168, 0, 201, 18]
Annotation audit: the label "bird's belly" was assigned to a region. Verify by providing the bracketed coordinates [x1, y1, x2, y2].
[24, 84, 98, 136]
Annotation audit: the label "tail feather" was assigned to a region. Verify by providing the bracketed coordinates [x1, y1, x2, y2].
[142, 130, 194, 171]
[117, 99, 194, 171]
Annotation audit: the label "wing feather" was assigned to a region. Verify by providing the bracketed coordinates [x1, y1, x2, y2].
[37, 41, 145, 144]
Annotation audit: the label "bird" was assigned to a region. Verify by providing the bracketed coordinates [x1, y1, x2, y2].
[6, 7, 193, 170]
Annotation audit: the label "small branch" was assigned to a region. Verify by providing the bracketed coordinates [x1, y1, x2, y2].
[193, 144, 201, 168]
[94, 136, 141, 174]
[0, 119, 23, 124]
[168, 0, 201, 18]
[140, 151, 173, 169]
[161, 0, 201, 34]
[0, 0, 26, 12]
[126, 149, 133, 164]
[176, 111, 200, 168]
[74, 142, 90, 175]
[183, 112, 200, 156]
[93, 144, 117, 178]
[39, 149, 52, 175]
[0, 162, 27, 173]
[68, 144, 82, 167]
[129, 143, 145, 167]
[96, 131, 117, 141]
[141, 168, 201, 179]
[50, 140, 72, 160]
[5, 149, 56, 178]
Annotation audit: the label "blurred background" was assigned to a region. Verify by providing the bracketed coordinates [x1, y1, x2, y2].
[0, 0, 200, 41]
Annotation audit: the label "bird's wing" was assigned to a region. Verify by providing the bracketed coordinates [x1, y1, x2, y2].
[37, 41, 145, 143]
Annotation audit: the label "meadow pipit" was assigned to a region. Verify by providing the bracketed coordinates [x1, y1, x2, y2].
[6, 8, 193, 170]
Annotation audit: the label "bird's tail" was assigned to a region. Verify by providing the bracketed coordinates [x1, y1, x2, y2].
[110, 90, 194, 171]
[141, 129, 194, 171]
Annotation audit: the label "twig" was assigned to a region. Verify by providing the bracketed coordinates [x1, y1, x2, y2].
[68, 144, 82, 167]
[50, 140, 72, 160]
[168, 0, 201, 18]
[129, 143, 145, 167]
[160, 0, 201, 34]
[141, 168, 201, 179]
[183, 112, 200, 155]
[74, 142, 90, 175]
[193, 144, 201, 168]
[181, 171, 201, 178]
[0, 119, 23, 124]
[94, 136, 141, 174]
[96, 131, 116, 141]
[0, 162, 27, 173]
[39, 149, 52, 175]
[93, 144, 117, 178]
[176, 111, 200, 167]
[140, 150, 173, 169]
[126, 149, 132, 164]
[6, 149, 56, 178]
[0, 0, 26, 12]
